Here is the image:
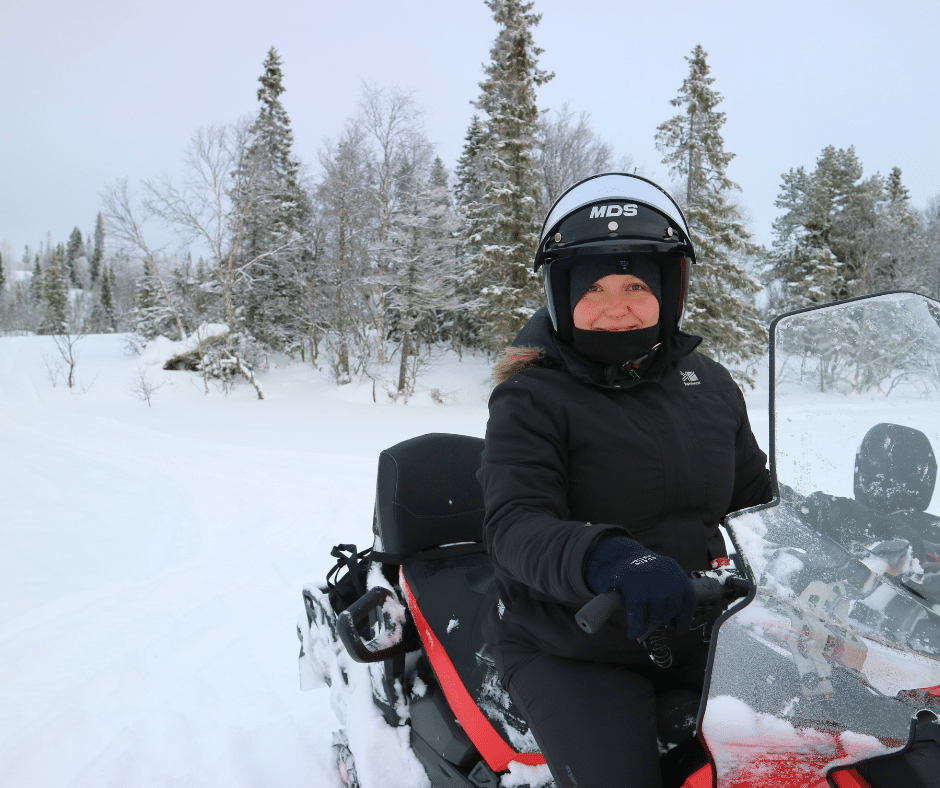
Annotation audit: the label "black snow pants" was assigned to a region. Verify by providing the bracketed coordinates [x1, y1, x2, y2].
[499, 642, 711, 788]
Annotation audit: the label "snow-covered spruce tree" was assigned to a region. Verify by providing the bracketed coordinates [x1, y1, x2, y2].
[42, 243, 70, 334]
[865, 167, 926, 293]
[169, 254, 219, 336]
[655, 44, 763, 374]
[768, 164, 842, 310]
[231, 47, 313, 353]
[770, 145, 882, 307]
[90, 212, 104, 284]
[103, 178, 188, 342]
[99, 265, 117, 331]
[454, 115, 490, 222]
[107, 266, 126, 330]
[421, 157, 464, 347]
[461, 0, 553, 352]
[452, 115, 488, 350]
[316, 121, 375, 382]
[88, 264, 118, 333]
[815, 146, 881, 299]
[0, 251, 8, 331]
[29, 254, 43, 308]
[534, 103, 615, 218]
[0, 250, 6, 330]
[12, 250, 38, 331]
[66, 227, 85, 288]
[133, 259, 181, 340]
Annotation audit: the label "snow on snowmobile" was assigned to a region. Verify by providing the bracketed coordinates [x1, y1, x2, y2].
[297, 291, 940, 788]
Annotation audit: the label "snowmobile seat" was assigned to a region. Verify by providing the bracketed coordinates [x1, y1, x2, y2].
[367, 433, 545, 773]
[371, 432, 487, 560]
[854, 423, 937, 515]
[850, 424, 940, 567]
[802, 424, 940, 567]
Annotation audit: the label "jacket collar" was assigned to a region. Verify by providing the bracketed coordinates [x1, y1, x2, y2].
[512, 307, 701, 389]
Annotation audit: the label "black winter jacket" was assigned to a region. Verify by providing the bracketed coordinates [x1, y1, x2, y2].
[478, 310, 773, 669]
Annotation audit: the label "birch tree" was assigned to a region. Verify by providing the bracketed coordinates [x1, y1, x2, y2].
[316, 121, 374, 382]
[534, 103, 615, 217]
[383, 151, 461, 397]
[105, 123, 274, 398]
[358, 84, 424, 363]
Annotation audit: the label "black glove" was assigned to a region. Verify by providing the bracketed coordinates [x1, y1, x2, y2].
[583, 535, 696, 641]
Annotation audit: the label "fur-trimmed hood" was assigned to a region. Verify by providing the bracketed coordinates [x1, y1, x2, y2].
[492, 309, 564, 385]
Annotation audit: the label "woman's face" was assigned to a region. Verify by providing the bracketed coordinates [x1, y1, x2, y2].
[572, 274, 660, 331]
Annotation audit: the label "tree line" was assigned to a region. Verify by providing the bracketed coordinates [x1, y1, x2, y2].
[0, 215, 126, 337]
[2, 0, 937, 396]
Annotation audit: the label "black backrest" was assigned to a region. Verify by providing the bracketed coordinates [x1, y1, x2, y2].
[372, 433, 486, 556]
[855, 423, 937, 513]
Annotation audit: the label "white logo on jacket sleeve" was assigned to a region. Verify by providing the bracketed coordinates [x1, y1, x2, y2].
[680, 370, 701, 386]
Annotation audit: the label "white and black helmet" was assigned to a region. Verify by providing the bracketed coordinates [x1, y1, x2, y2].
[534, 173, 696, 342]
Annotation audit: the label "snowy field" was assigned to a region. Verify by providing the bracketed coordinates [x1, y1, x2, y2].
[0, 334, 499, 788]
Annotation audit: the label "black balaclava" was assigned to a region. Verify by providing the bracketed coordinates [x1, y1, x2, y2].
[568, 259, 663, 368]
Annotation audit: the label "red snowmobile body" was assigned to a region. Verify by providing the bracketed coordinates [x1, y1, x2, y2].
[298, 292, 940, 788]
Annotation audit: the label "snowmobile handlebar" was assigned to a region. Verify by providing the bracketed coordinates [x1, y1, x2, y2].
[575, 572, 751, 636]
[336, 586, 407, 663]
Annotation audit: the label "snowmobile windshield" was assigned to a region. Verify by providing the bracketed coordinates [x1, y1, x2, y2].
[704, 292, 940, 786]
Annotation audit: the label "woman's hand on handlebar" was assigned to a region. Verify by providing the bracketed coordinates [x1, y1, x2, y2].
[582, 535, 696, 641]
[577, 564, 751, 636]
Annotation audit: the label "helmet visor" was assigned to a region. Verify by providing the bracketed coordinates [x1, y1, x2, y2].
[540, 173, 691, 245]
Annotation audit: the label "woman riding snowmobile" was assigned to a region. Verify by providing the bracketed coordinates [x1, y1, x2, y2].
[297, 178, 940, 788]
[477, 172, 773, 788]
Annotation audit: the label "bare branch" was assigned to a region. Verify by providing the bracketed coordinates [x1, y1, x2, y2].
[51, 329, 83, 389]
[101, 179, 188, 341]
[128, 365, 164, 406]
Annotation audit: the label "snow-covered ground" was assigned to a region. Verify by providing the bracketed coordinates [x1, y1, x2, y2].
[6, 327, 940, 787]
[0, 334, 496, 788]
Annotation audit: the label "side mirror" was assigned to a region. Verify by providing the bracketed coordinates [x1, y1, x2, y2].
[337, 586, 407, 663]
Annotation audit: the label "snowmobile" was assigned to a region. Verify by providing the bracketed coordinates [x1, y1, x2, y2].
[297, 291, 940, 788]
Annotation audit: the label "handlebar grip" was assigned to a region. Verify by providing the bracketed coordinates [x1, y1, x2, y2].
[337, 586, 406, 663]
[575, 574, 752, 634]
[690, 575, 726, 606]
[575, 590, 620, 634]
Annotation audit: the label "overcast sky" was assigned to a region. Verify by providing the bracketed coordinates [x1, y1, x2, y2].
[2, 0, 938, 264]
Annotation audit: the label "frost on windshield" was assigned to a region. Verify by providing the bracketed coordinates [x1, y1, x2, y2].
[703, 294, 940, 785]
